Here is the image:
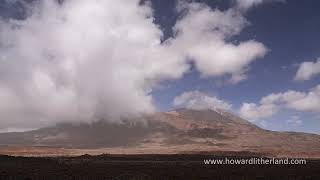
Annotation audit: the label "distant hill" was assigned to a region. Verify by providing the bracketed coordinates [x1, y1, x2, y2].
[0, 109, 319, 157]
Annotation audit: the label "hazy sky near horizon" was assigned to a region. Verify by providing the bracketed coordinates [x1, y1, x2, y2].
[0, 0, 319, 134]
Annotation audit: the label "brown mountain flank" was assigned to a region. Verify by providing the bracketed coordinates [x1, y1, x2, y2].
[0, 109, 319, 158]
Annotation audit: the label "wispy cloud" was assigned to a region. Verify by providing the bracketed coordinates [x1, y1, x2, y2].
[235, 0, 286, 12]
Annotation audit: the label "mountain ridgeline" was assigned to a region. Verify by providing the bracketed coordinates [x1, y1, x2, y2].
[0, 109, 319, 157]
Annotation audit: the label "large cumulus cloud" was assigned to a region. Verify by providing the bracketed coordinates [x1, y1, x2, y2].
[0, 0, 267, 130]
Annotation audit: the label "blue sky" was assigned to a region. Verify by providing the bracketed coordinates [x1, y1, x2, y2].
[0, 0, 319, 134]
[151, 0, 320, 104]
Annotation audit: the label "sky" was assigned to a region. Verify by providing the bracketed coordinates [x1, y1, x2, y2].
[0, 0, 319, 134]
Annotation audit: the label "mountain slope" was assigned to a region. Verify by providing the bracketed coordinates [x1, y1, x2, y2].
[0, 109, 319, 157]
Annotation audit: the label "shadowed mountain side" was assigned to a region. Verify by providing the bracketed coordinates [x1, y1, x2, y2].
[0, 109, 319, 157]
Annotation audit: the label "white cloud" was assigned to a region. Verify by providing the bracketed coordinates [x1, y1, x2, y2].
[235, 0, 285, 11]
[0, 0, 177, 129]
[286, 115, 302, 127]
[239, 102, 278, 121]
[261, 86, 320, 113]
[235, 0, 264, 11]
[0, 0, 267, 129]
[173, 91, 232, 111]
[172, 2, 267, 81]
[240, 84, 320, 121]
[295, 58, 320, 81]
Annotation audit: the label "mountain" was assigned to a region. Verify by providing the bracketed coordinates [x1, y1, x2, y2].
[0, 109, 319, 157]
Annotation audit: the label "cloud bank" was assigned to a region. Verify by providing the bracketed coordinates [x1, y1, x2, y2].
[240, 84, 320, 121]
[0, 0, 267, 129]
[173, 91, 232, 111]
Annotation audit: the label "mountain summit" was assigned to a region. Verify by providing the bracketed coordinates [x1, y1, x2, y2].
[0, 109, 319, 157]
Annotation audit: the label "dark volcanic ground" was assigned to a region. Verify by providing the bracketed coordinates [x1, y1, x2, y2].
[0, 154, 319, 180]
